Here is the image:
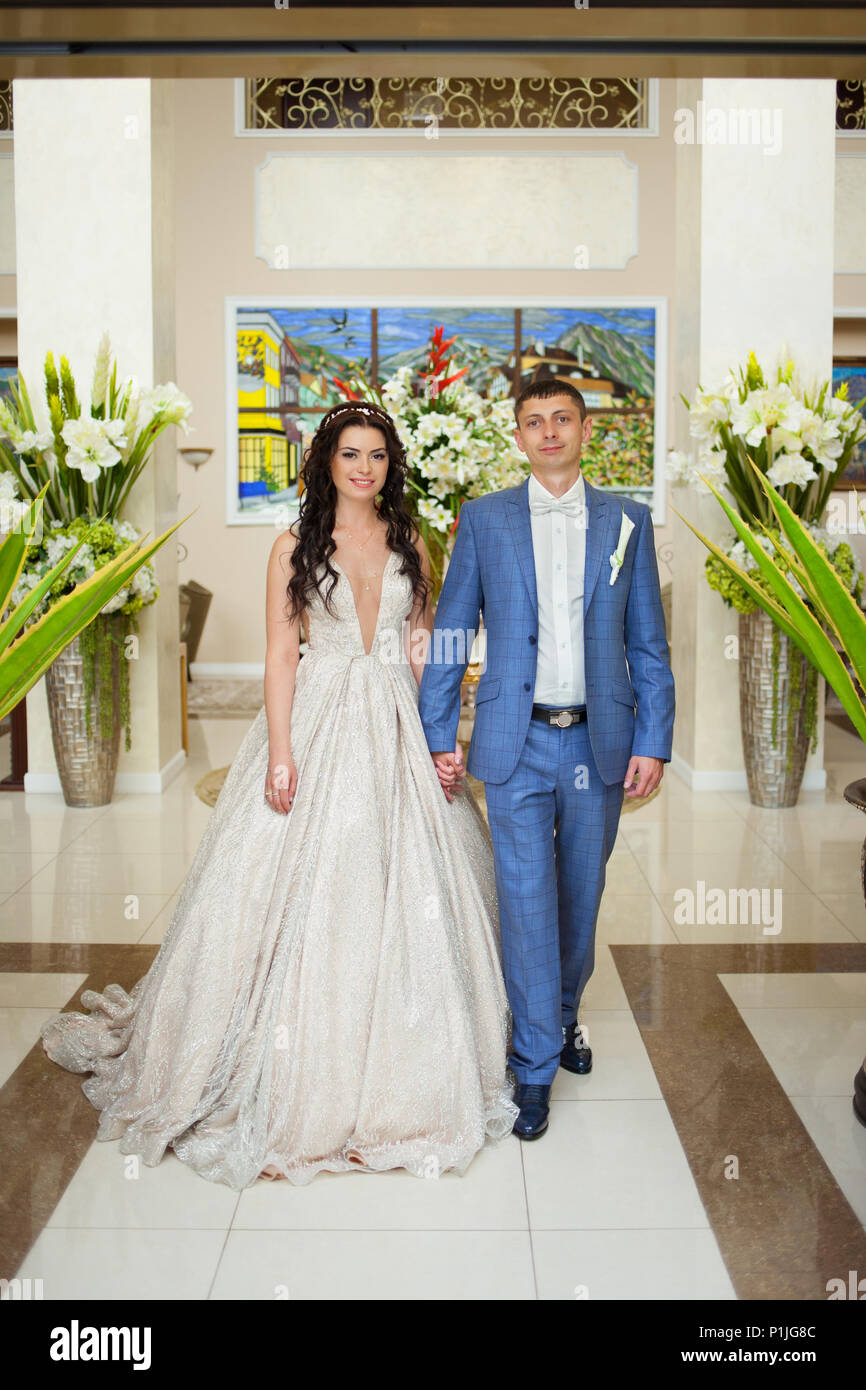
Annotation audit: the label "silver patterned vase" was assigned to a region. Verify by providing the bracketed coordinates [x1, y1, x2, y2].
[44, 622, 122, 807]
[738, 608, 813, 808]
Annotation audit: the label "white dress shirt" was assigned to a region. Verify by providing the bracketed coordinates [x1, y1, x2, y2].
[528, 470, 587, 706]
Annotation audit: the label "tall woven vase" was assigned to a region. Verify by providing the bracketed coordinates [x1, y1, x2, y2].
[738, 608, 813, 808]
[44, 619, 123, 808]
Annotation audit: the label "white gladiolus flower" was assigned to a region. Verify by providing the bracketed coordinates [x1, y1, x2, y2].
[691, 448, 728, 493]
[0, 472, 19, 501]
[138, 382, 193, 435]
[689, 390, 731, 441]
[777, 413, 843, 470]
[14, 428, 54, 457]
[666, 449, 692, 485]
[102, 418, 128, 451]
[730, 385, 804, 446]
[61, 418, 123, 483]
[766, 451, 816, 488]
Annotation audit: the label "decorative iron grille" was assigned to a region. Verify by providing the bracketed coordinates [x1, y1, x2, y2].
[0, 82, 11, 135]
[244, 77, 651, 132]
[837, 80, 866, 132]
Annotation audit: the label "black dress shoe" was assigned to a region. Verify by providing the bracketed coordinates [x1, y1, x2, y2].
[512, 1083, 551, 1140]
[561, 1022, 592, 1074]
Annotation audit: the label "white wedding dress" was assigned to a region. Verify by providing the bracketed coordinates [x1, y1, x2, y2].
[40, 548, 517, 1190]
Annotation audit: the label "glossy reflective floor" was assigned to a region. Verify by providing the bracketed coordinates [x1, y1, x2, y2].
[1, 715, 865, 1300]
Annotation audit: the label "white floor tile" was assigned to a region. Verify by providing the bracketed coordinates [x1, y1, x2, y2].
[822, 894, 866, 941]
[790, 1095, 866, 1229]
[0, 852, 58, 895]
[234, 1133, 526, 1231]
[633, 848, 812, 897]
[16, 1228, 226, 1300]
[46, 1142, 240, 1231]
[532, 1228, 736, 1300]
[581, 946, 630, 1010]
[737, 1006, 866, 1098]
[26, 851, 191, 897]
[550, 1011, 662, 1101]
[0, 892, 172, 944]
[719, 972, 866, 1009]
[210, 1229, 536, 1300]
[521, 1100, 710, 1231]
[665, 890, 856, 944]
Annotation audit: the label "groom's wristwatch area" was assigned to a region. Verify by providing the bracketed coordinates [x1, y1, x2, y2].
[531, 704, 587, 728]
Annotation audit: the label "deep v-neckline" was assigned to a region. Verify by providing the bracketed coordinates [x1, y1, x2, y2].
[331, 549, 396, 656]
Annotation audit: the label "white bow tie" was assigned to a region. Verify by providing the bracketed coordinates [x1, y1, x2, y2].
[529, 492, 585, 519]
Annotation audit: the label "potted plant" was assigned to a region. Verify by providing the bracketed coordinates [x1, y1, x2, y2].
[0, 334, 193, 805]
[669, 351, 866, 806]
[1, 485, 185, 725]
[676, 462, 866, 1125]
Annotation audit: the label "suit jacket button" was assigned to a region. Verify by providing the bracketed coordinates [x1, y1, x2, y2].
[528, 635, 536, 645]
[524, 682, 531, 691]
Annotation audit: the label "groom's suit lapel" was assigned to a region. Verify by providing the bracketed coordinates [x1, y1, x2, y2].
[505, 478, 538, 613]
[504, 474, 612, 619]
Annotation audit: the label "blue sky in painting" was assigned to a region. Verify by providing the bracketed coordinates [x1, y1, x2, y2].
[238, 304, 655, 364]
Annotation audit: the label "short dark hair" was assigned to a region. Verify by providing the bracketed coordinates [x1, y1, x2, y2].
[514, 378, 587, 426]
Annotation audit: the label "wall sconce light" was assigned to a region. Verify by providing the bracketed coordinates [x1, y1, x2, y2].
[179, 447, 213, 471]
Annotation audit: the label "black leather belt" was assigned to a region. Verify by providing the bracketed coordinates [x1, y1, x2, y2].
[531, 704, 587, 728]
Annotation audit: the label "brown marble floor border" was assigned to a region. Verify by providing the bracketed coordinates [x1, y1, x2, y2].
[0, 942, 158, 1281]
[1, 940, 866, 1298]
[610, 941, 866, 1301]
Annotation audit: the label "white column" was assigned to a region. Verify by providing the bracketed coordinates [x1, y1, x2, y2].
[671, 78, 835, 791]
[13, 78, 183, 793]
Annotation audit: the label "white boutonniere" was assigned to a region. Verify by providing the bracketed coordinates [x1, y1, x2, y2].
[609, 512, 635, 585]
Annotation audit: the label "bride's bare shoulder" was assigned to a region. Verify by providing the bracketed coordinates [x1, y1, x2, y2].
[268, 524, 301, 574]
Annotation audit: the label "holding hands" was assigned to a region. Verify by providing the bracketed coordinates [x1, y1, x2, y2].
[431, 741, 465, 803]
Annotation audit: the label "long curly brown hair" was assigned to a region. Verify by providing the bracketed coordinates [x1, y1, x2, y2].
[285, 401, 429, 622]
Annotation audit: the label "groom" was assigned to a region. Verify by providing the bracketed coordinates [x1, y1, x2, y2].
[418, 379, 675, 1140]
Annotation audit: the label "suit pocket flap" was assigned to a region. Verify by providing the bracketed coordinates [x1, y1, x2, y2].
[612, 680, 635, 707]
[474, 677, 501, 705]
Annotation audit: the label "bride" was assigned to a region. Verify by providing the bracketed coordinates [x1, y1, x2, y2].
[40, 399, 517, 1190]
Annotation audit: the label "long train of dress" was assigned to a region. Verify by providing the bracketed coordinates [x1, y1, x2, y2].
[40, 549, 517, 1189]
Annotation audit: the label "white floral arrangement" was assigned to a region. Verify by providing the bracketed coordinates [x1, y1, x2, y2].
[0, 331, 192, 526]
[381, 364, 527, 537]
[666, 350, 866, 517]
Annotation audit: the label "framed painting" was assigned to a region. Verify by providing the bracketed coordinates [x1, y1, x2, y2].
[0, 358, 17, 404]
[224, 297, 667, 526]
[832, 358, 866, 489]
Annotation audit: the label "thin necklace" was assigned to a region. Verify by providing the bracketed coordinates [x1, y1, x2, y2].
[336, 518, 382, 591]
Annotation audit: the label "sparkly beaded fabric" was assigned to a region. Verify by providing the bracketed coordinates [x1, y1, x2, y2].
[40, 550, 517, 1190]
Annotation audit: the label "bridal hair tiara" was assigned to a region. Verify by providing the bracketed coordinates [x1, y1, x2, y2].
[323, 402, 390, 421]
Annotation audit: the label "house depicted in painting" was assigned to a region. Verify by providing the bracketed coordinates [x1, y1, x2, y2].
[503, 340, 632, 409]
[236, 310, 303, 509]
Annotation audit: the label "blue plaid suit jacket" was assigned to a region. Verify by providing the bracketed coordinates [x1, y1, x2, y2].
[418, 475, 675, 786]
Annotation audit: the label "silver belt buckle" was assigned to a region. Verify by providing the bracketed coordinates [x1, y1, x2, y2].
[555, 709, 574, 728]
